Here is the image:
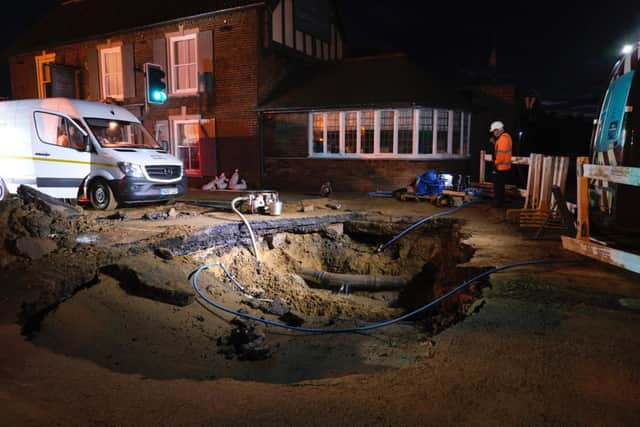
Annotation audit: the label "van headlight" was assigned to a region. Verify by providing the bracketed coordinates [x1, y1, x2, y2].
[118, 162, 145, 178]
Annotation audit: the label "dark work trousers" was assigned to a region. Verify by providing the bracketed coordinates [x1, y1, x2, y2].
[494, 169, 510, 206]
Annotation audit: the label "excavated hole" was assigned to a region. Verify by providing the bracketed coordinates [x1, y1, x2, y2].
[26, 219, 490, 384]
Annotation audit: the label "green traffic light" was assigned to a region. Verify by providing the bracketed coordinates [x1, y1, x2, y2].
[152, 90, 167, 102]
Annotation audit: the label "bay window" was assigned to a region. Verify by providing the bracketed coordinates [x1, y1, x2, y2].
[308, 108, 471, 159]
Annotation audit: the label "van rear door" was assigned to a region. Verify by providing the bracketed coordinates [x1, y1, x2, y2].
[32, 111, 91, 199]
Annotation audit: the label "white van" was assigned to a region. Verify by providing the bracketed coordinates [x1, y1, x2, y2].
[0, 98, 186, 209]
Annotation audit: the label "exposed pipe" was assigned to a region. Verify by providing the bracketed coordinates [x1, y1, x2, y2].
[192, 258, 573, 334]
[299, 269, 408, 291]
[231, 196, 260, 262]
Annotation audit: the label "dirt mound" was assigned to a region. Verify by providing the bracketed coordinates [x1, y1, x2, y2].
[0, 193, 101, 267]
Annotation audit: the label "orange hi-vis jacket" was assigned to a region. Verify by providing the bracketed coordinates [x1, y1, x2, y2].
[494, 132, 512, 171]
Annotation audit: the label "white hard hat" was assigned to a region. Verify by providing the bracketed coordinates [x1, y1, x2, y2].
[489, 121, 504, 132]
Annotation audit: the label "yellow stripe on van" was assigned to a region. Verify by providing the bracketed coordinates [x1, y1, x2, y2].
[0, 155, 118, 169]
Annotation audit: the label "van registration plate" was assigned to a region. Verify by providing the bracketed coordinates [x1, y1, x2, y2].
[160, 187, 178, 195]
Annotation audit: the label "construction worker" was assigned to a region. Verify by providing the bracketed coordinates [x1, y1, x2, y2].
[489, 121, 512, 207]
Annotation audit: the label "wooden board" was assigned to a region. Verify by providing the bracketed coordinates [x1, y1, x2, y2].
[562, 236, 640, 274]
[399, 193, 437, 202]
[576, 157, 590, 239]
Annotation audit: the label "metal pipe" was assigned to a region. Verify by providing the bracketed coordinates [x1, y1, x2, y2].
[231, 196, 260, 262]
[299, 269, 408, 291]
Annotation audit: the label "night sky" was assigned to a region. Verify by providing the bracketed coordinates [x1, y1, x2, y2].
[2, 0, 639, 113]
[338, 0, 640, 112]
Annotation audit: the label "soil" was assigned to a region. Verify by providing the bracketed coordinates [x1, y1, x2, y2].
[1, 190, 640, 425]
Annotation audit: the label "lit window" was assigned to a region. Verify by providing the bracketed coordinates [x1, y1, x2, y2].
[326, 112, 339, 153]
[169, 33, 197, 93]
[312, 113, 324, 153]
[397, 109, 413, 154]
[418, 109, 433, 154]
[307, 108, 470, 159]
[344, 112, 357, 153]
[379, 110, 394, 153]
[437, 110, 449, 154]
[173, 120, 201, 174]
[100, 46, 123, 100]
[360, 111, 374, 154]
[35, 53, 55, 99]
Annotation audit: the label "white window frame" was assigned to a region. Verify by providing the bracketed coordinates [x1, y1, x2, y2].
[99, 46, 124, 100]
[308, 109, 471, 160]
[171, 117, 202, 175]
[35, 52, 56, 99]
[168, 33, 198, 95]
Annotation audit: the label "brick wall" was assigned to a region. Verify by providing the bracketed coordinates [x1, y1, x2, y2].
[263, 112, 308, 157]
[264, 158, 471, 192]
[211, 10, 260, 186]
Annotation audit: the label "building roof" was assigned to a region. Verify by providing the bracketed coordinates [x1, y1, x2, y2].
[10, 0, 263, 53]
[257, 54, 472, 112]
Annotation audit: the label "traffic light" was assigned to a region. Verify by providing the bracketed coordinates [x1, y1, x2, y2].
[144, 63, 167, 104]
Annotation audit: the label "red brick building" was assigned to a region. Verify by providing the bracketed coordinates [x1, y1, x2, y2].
[8, 0, 345, 188]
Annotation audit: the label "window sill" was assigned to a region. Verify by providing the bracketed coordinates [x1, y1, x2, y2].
[170, 90, 198, 98]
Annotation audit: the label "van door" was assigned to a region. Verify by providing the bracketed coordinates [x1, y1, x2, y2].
[32, 111, 91, 199]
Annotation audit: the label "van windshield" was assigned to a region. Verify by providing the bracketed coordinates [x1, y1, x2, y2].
[85, 118, 160, 149]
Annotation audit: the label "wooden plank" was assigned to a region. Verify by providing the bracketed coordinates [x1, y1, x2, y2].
[583, 164, 640, 187]
[480, 150, 486, 184]
[400, 193, 436, 202]
[511, 156, 530, 165]
[562, 236, 640, 274]
[531, 154, 543, 209]
[576, 157, 590, 240]
[442, 190, 466, 197]
[539, 156, 554, 211]
[524, 153, 535, 209]
[558, 156, 569, 195]
[549, 156, 560, 207]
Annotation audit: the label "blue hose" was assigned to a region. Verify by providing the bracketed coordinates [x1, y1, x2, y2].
[192, 258, 564, 334]
[376, 199, 484, 253]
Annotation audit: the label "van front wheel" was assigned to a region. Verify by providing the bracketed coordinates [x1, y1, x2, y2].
[89, 179, 118, 210]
